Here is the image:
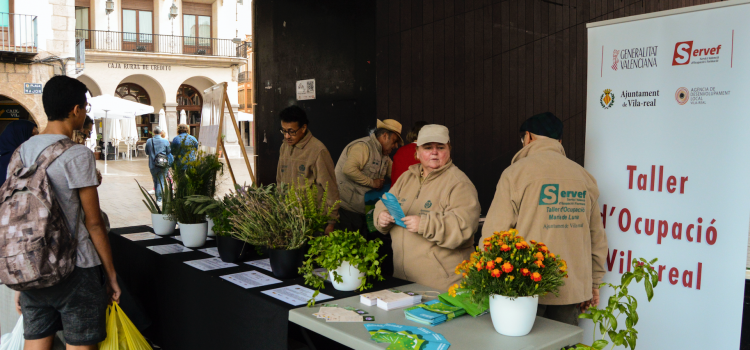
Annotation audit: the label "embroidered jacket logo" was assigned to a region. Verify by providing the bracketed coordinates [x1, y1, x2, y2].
[539, 184, 587, 205]
[299, 164, 305, 172]
[424, 200, 433, 209]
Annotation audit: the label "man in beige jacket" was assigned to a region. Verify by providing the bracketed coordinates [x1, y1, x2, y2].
[277, 106, 340, 234]
[334, 119, 402, 235]
[482, 112, 608, 326]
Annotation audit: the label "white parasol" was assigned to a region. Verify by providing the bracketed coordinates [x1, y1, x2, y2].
[158, 109, 169, 140]
[179, 110, 187, 125]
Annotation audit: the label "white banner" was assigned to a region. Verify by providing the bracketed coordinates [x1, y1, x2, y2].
[585, 2, 749, 349]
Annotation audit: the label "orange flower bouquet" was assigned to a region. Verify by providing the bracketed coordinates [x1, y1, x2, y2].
[450, 229, 568, 336]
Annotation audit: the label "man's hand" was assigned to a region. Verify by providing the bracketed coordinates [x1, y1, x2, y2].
[579, 288, 600, 311]
[324, 223, 335, 235]
[14, 291, 21, 315]
[402, 215, 421, 233]
[377, 211, 395, 228]
[371, 178, 385, 189]
[107, 275, 121, 304]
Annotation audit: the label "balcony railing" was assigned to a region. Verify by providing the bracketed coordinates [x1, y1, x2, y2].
[0, 13, 37, 54]
[76, 29, 245, 58]
[239, 71, 251, 83]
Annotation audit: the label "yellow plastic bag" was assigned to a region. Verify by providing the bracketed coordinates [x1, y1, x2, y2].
[99, 302, 153, 350]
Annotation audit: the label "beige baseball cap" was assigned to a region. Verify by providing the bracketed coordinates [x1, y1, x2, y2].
[416, 124, 450, 146]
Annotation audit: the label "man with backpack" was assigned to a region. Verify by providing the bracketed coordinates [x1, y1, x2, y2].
[145, 126, 172, 205]
[1, 76, 121, 349]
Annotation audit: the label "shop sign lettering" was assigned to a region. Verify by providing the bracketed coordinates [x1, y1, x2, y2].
[107, 63, 171, 71]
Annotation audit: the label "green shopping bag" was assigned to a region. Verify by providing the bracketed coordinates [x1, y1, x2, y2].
[438, 292, 489, 317]
[99, 302, 152, 350]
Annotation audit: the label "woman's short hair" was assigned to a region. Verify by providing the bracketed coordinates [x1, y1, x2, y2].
[177, 124, 190, 134]
[405, 121, 428, 144]
[153, 126, 163, 135]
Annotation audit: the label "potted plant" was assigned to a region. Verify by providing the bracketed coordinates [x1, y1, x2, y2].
[229, 180, 337, 278]
[452, 229, 567, 336]
[186, 190, 251, 263]
[136, 177, 176, 236]
[172, 145, 223, 248]
[300, 229, 385, 303]
[569, 258, 660, 350]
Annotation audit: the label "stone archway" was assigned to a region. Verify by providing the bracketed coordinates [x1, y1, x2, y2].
[115, 75, 167, 141]
[0, 95, 37, 134]
[77, 74, 103, 97]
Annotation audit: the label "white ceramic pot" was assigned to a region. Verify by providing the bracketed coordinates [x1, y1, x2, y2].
[179, 222, 208, 248]
[329, 261, 365, 291]
[489, 294, 539, 336]
[152, 214, 176, 236]
[207, 217, 215, 237]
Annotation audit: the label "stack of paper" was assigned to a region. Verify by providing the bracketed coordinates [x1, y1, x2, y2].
[404, 300, 466, 326]
[364, 323, 451, 350]
[360, 289, 422, 310]
[313, 304, 375, 322]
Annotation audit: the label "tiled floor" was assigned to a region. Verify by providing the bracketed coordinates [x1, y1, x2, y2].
[96, 155, 256, 229]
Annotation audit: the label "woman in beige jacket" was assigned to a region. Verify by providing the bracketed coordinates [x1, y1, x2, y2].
[374, 125, 480, 291]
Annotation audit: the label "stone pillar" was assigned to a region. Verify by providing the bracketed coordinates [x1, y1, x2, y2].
[223, 103, 241, 159]
[164, 102, 178, 139]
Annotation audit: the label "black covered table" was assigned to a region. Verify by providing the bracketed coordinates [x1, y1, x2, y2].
[109, 226, 409, 350]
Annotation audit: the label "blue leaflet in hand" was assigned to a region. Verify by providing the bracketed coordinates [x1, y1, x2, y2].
[382, 193, 407, 228]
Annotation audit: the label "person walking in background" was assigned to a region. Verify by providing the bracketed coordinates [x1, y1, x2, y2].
[171, 124, 198, 167]
[481, 112, 608, 326]
[334, 119, 402, 236]
[276, 106, 340, 234]
[145, 126, 171, 205]
[0, 120, 38, 186]
[11, 75, 120, 349]
[391, 121, 427, 186]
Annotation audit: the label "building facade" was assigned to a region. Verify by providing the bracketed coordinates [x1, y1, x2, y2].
[0, 0, 249, 157]
[237, 33, 252, 149]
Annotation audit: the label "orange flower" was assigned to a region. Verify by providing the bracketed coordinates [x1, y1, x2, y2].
[534, 260, 545, 268]
[500, 231, 511, 238]
[475, 262, 483, 271]
[521, 268, 530, 276]
[500, 244, 511, 252]
[515, 235, 524, 241]
[540, 246, 549, 253]
[493, 231, 501, 236]
[490, 269, 501, 278]
[486, 261, 496, 270]
[530, 272, 542, 282]
[495, 257, 503, 264]
[550, 253, 556, 259]
[509, 228, 518, 235]
[448, 284, 459, 297]
[515, 242, 525, 250]
[462, 272, 468, 277]
[534, 252, 544, 261]
[559, 259, 568, 272]
[530, 240, 537, 244]
[501, 262, 513, 273]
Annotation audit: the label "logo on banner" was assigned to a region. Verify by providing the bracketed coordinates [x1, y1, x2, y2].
[612, 50, 619, 71]
[621, 90, 660, 108]
[612, 46, 658, 70]
[672, 41, 722, 66]
[600, 89, 615, 109]
[675, 87, 690, 105]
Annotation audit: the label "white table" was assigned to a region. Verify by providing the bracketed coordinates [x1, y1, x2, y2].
[289, 283, 583, 350]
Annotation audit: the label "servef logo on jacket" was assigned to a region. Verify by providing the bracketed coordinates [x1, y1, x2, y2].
[539, 184, 559, 205]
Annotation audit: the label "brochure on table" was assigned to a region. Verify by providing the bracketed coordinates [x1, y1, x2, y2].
[122, 232, 162, 241]
[184, 257, 237, 271]
[221, 271, 281, 289]
[261, 285, 332, 306]
[198, 247, 220, 257]
[148, 244, 193, 255]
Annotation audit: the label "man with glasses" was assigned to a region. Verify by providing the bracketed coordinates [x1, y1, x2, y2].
[276, 105, 340, 234]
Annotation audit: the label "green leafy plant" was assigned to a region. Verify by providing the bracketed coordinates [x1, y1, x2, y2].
[171, 143, 224, 224]
[229, 183, 311, 250]
[185, 188, 243, 237]
[285, 178, 340, 234]
[574, 258, 660, 350]
[299, 229, 385, 306]
[135, 176, 174, 218]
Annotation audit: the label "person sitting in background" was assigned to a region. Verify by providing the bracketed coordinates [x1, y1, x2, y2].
[374, 124, 480, 290]
[145, 126, 171, 205]
[171, 124, 198, 167]
[391, 121, 427, 186]
[0, 120, 38, 186]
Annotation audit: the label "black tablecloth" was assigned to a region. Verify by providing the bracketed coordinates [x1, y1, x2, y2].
[109, 226, 409, 350]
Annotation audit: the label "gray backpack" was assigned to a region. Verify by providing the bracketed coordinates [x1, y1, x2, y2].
[0, 138, 78, 291]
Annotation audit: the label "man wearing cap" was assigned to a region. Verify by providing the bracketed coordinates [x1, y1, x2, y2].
[277, 105, 340, 234]
[481, 112, 608, 326]
[334, 119, 403, 236]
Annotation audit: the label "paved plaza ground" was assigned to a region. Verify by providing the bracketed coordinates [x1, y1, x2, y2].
[96, 154, 255, 229]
